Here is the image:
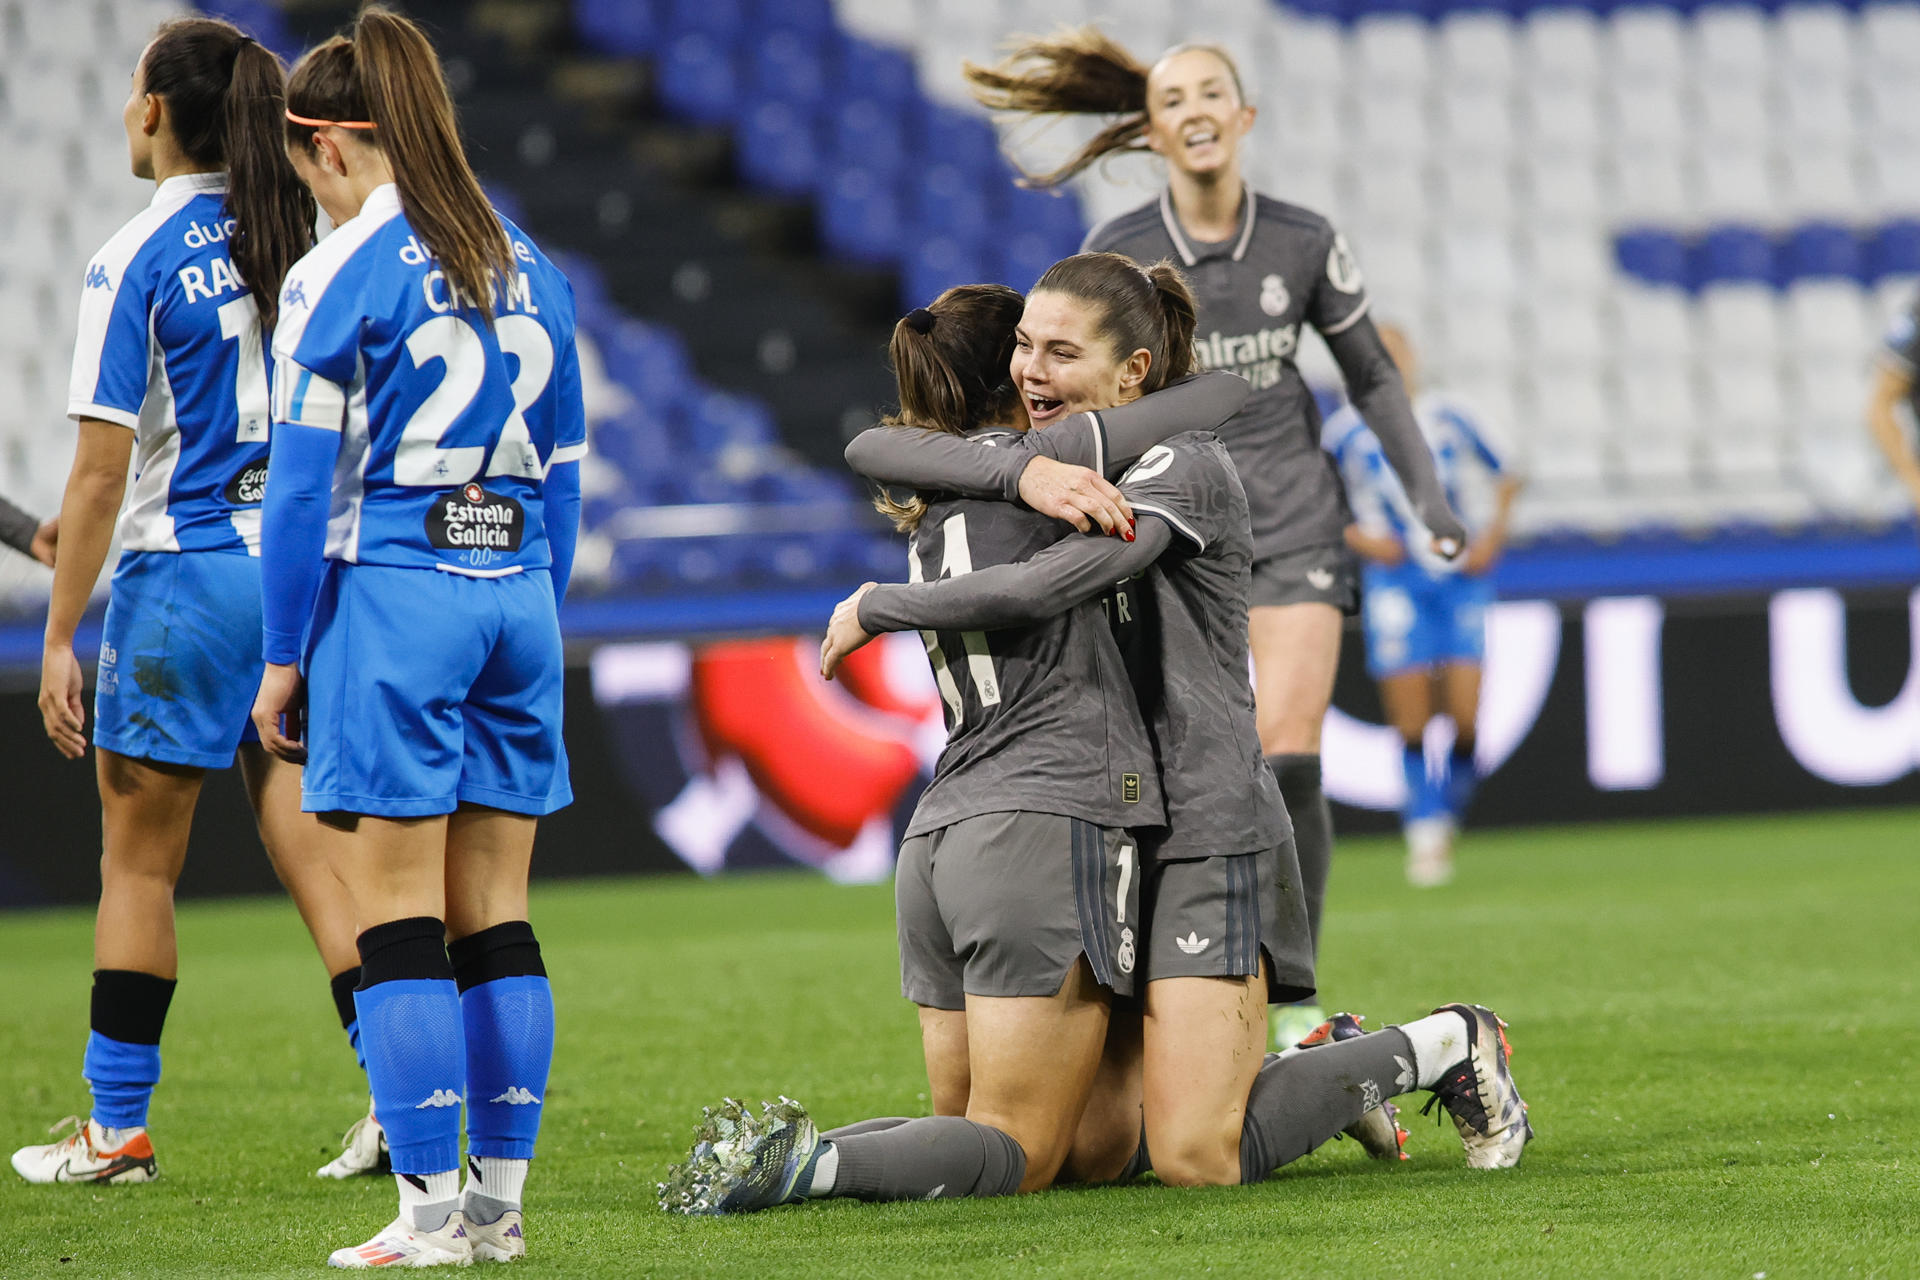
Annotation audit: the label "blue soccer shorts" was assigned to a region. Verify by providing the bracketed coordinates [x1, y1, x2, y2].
[95, 550, 263, 768]
[1360, 563, 1495, 680]
[301, 562, 570, 818]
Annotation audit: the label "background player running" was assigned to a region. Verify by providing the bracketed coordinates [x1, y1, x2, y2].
[11, 17, 369, 1188]
[253, 8, 585, 1266]
[966, 32, 1467, 1043]
[1866, 287, 1920, 525]
[1324, 324, 1522, 887]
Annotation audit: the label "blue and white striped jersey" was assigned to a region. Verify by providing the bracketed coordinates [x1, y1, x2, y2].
[270, 184, 587, 577]
[1323, 391, 1508, 576]
[69, 172, 272, 554]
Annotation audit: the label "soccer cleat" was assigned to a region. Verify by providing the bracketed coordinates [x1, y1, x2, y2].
[10, 1116, 157, 1184]
[464, 1206, 524, 1263]
[318, 1101, 390, 1179]
[658, 1097, 820, 1215]
[1419, 1004, 1533, 1170]
[1269, 1003, 1326, 1053]
[1294, 1014, 1410, 1161]
[327, 1213, 471, 1269]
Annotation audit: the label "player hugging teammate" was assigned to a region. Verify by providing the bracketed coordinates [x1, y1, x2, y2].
[660, 253, 1532, 1214]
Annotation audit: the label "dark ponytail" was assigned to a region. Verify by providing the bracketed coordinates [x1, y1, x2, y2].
[139, 19, 314, 331]
[286, 6, 512, 320]
[1032, 253, 1197, 394]
[876, 284, 1026, 531]
[964, 28, 1246, 189]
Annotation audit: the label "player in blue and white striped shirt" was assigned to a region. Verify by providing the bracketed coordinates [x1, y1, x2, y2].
[251, 9, 584, 1266]
[13, 17, 371, 1189]
[1323, 325, 1522, 887]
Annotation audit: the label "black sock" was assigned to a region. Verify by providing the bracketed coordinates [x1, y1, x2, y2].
[1118, 1129, 1152, 1180]
[1239, 1029, 1415, 1183]
[1269, 753, 1332, 958]
[91, 969, 177, 1045]
[447, 920, 546, 993]
[330, 967, 362, 1030]
[356, 917, 454, 986]
[827, 1117, 1027, 1200]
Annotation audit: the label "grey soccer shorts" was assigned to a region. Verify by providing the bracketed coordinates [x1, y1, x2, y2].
[896, 811, 1142, 1010]
[1141, 839, 1316, 1005]
[1248, 543, 1360, 615]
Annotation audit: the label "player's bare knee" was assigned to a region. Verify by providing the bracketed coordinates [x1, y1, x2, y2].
[1151, 1144, 1240, 1188]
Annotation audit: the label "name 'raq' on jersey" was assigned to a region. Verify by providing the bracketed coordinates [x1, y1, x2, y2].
[270, 185, 585, 577]
[68, 173, 273, 554]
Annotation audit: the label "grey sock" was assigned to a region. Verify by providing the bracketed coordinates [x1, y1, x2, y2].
[1269, 753, 1332, 955]
[462, 1190, 515, 1228]
[827, 1116, 1026, 1201]
[1239, 1028, 1416, 1184]
[822, 1117, 914, 1141]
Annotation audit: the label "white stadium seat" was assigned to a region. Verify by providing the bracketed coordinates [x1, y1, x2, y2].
[1347, 163, 1430, 233]
[1273, 17, 1348, 96]
[1859, 3, 1920, 76]
[1774, 4, 1856, 82]
[1436, 157, 1518, 231]
[1353, 15, 1432, 91]
[1523, 85, 1601, 151]
[1437, 11, 1518, 89]
[1614, 286, 1699, 369]
[1522, 154, 1604, 228]
[1527, 228, 1613, 297]
[1607, 81, 1688, 151]
[1521, 293, 1608, 370]
[1692, 4, 1776, 84]
[1693, 147, 1777, 225]
[1699, 287, 1783, 363]
[1437, 227, 1521, 302]
[1783, 282, 1875, 363]
[1354, 91, 1431, 161]
[1695, 82, 1772, 148]
[1618, 364, 1702, 437]
[1436, 85, 1516, 163]
[1607, 6, 1689, 81]
[1606, 149, 1691, 226]
[1521, 8, 1603, 87]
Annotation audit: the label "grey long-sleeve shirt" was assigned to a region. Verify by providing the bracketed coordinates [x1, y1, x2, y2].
[0, 495, 40, 558]
[1084, 187, 1466, 559]
[861, 430, 1289, 861]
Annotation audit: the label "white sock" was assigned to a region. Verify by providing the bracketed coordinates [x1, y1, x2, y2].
[805, 1143, 839, 1197]
[465, 1155, 529, 1207]
[92, 1122, 141, 1148]
[1400, 1010, 1469, 1089]
[396, 1169, 462, 1231]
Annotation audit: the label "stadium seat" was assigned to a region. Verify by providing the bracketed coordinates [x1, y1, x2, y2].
[1607, 6, 1688, 81]
[1437, 86, 1516, 162]
[1868, 221, 1920, 281]
[904, 235, 988, 310]
[1783, 224, 1867, 284]
[1355, 91, 1431, 160]
[1273, 15, 1350, 93]
[1613, 285, 1698, 368]
[1692, 4, 1775, 83]
[1529, 227, 1612, 295]
[1437, 10, 1519, 88]
[1780, 151, 1864, 225]
[1520, 8, 1603, 87]
[1694, 227, 1778, 289]
[1354, 14, 1433, 90]
[658, 31, 739, 126]
[1522, 294, 1608, 371]
[749, 28, 828, 108]
[1780, 285, 1869, 363]
[1524, 154, 1604, 228]
[575, 0, 661, 57]
[1698, 287, 1783, 361]
[1615, 229, 1690, 290]
[1606, 81, 1686, 151]
[666, 0, 749, 44]
[819, 166, 904, 265]
[1776, 4, 1855, 81]
[736, 99, 821, 196]
[1524, 85, 1601, 151]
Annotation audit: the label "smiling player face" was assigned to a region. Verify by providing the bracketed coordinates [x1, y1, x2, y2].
[1010, 290, 1151, 427]
[1142, 47, 1255, 182]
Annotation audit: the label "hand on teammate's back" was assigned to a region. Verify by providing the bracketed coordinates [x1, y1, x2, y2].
[1018, 456, 1134, 539]
[251, 663, 308, 765]
[38, 644, 86, 759]
[821, 583, 878, 681]
[1462, 539, 1502, 576]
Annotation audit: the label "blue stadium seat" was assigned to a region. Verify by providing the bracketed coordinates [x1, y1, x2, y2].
[913, 164, 992, 243]
[997, 229, 1077, 294]
[736, 99, 822, 196]
[1615, 229, 1690, 289]
[1353, 0, 1433, 17]
[754, 0, 834, 38]
[917, 106, 1002, 179]
[1868, 221, 1920, 281]
[830, 97, 908, 175]
[1693, 226, 1778, 288]
[749, 28, 828, 108]
[833, 35, 917, 106]
[1784, 223, 1866, 283]
[665, 0, 748, 45]
[602, 320, 697, 410]
[695, 391, 779, 447]
[1284, 0, 1352, 19]
[820, 167, 905, 265]
[1001, 184, 1087, 252]
[907, 236, 993, 308]
[574, 0, 660, 56]
[658, 32, 740, 125]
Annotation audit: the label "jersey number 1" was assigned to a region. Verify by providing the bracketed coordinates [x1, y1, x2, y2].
[912, 512, 1001, 727]
[217, 295, 269, 443]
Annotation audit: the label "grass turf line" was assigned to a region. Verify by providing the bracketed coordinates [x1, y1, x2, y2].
[1, 808, 1916, 1278]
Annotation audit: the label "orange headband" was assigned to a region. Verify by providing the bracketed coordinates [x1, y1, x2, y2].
[285, 109, 376, 130]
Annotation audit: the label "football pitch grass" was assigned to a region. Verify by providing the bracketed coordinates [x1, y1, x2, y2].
[2, 809, 1916, 1278]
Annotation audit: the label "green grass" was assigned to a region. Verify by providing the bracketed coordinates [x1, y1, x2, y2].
[3, 809, 1918, 1278]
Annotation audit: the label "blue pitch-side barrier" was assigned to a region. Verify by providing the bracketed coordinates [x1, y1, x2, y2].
[1, 522, 1913, 669]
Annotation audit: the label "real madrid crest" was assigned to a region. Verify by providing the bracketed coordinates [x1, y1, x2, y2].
[1259, 272, 1290, 317]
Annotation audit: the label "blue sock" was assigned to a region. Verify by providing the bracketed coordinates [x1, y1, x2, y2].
[354, 919, 463, 1176]
[451, 922, 552, 1162]
[1401, 744, 1439, 823]
[84, 969, 175, 1130]
[1443, 745, 1480, 819]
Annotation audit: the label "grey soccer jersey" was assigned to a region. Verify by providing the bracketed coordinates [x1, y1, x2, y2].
[1084, 189, 1372, 562]
[859, 428, 1289, 861]
[886, 430, 1165, 840]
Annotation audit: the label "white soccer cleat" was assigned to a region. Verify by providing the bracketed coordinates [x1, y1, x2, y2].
[464, 1207, 525, 1263]
[1405, 818, 1455, 887]
[11, 1116, 157, 1185]
[1420, 1004, 1533, 1170]
[318, 1102, 389, 1179]
[327, 1214, 472, 1269]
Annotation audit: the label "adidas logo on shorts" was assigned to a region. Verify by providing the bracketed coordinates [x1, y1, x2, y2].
[1175, 931, 1211, 955]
